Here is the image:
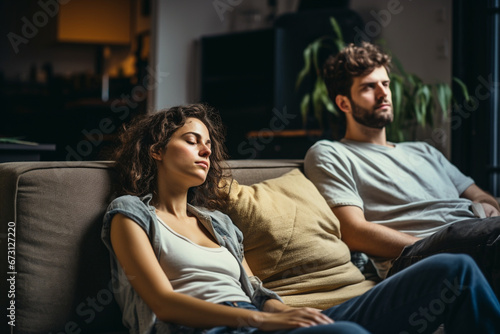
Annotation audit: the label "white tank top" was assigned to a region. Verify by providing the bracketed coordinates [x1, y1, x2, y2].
[156, 216, 251, 304]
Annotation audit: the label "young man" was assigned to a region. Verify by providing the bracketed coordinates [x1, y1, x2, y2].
[304, 41, 500, 295]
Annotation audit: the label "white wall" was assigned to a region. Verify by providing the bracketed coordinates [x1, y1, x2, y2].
[351, 0, 452, 84]
[348, 0, 453, 155]
[151, 0, 229, 110]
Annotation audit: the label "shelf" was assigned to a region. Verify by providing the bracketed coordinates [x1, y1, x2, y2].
[0, 143, 56, 162]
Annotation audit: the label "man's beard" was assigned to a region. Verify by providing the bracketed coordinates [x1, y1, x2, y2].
[350, 98, 394, 129]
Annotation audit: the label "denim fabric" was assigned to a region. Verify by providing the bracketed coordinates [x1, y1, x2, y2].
[322, 254, 500, 333]
[158, 256, 500, 333]
[203, 302, 370, 334]
[388, 216, 500, 297]
[203, 302, 259, 334]
[157, 302, 370, 334]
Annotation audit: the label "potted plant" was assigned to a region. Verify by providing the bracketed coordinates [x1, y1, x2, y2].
[296, 17, 470, 142]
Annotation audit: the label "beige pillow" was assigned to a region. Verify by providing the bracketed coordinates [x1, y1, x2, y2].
[223, 169, 375, 309]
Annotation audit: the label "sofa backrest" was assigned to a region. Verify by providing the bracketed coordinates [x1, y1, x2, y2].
[1, 161, 124, 334]
[0, 159, 302, 334]
[227, 159, 303, 185]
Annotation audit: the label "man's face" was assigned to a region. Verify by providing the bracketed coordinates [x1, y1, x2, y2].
[348, 66, 393, 129]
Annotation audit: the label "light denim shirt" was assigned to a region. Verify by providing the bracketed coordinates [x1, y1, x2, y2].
[101, 194, 282, 334]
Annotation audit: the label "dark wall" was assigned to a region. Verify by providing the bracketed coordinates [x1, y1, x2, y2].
[452, 0, 500, 195]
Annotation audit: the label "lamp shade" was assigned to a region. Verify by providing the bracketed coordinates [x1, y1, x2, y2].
[57, 0, 131, 45]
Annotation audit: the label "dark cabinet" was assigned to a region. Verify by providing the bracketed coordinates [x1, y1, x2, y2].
[200, 28, 275, 159]
[200, 8, 364, 159]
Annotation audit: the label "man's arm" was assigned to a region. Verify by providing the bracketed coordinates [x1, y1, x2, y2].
[332, 205, 420, 258]
[461, 184, 500, 216]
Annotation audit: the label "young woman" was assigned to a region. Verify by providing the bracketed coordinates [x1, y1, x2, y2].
[101, 103, 500, 334]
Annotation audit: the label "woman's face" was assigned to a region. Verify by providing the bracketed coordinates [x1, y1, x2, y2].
[154, 117, 212, 188]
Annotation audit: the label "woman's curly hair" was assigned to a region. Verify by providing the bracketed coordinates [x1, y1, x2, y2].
[112, 103, 230, 210]
[323, 41, 392, 104]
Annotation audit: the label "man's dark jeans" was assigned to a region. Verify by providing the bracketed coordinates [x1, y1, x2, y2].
[388, 216, 500, 296]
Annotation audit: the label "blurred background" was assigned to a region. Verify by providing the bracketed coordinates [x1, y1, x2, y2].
[0, 0, 498, 195]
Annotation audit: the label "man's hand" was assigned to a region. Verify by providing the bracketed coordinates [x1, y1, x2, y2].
[481, 202, 500, 217]
[462, 184, 500, 212]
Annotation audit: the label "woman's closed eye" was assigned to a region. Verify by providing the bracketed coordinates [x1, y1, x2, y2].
[184, 134, 197, 145]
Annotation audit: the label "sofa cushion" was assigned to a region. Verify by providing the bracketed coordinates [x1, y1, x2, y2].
[224, 168, 375, 309]
[0, 161, 126, 334]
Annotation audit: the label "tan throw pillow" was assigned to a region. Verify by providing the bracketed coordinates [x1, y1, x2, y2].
[223, 169, 375, 309]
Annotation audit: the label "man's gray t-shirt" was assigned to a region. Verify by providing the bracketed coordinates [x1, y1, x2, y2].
[304, 139, 476, 238]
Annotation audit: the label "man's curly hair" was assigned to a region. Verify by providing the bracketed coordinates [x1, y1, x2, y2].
[323, 41, 392, 105]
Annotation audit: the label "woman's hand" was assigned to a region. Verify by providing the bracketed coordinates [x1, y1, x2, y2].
[256, 307, 334, 331]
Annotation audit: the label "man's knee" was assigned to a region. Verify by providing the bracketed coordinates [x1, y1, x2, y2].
[422, 253, 476, 276]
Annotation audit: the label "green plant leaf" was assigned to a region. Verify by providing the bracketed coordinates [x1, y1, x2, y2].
[407, 74, 423, 91]
[312, 78, 325, 128]
[390, 76, 403, 120]
[390, 72, 404, 82]
[311, 38, 327, 74]
[436, 83, 452, 119]
[426, 94, 435, 127]
[300, 94, 311, 127]
[413, 86, 423, 125]
[322, 96, 338, 116]
[414, 85, 432, 128]
[314, 37, 338, 73]
[453, 77, 471, 103]
[296, 46, 313, 90]
[329, 17, 345, 50]
[297, 36, 337, 90]
[392, 57, 408, 78]
[318, 79, 338, 116]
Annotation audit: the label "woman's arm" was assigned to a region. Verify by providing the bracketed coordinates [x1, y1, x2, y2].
[110, 213, 332, 330]
[241, 257, 332, 323]
[241, 258, 291, 313]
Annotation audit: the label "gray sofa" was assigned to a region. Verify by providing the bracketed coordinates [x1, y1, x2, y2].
[0, 159, 303, 334]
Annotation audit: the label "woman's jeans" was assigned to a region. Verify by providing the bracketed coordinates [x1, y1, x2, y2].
[207, 303, 369, 334]
[388, 216, 500, 297]
[203, 253, 500, 334]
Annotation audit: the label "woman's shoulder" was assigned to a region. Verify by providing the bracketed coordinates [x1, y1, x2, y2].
[108, 194, 151, 210]
[103, 194, 155, 229]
